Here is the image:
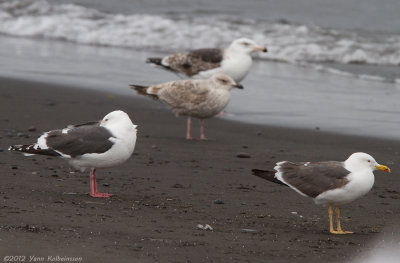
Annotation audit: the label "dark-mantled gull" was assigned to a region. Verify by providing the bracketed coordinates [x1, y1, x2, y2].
[130, 74, 242, 140]
[9, 110, 137, 198]
[146, 38, 267, 83]
[252, 152, 390, 234]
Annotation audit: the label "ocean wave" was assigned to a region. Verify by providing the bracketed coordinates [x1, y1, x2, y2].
[1, 0, 400, 66]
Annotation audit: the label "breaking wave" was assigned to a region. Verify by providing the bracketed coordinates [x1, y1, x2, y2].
[1, 0, 400, 66]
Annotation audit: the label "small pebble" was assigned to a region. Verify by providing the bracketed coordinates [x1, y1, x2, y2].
[197, 224, 213, 231]
[28, 126, 37, 132]
[241, 229, 258, 233]
[213, 200, 224, 205]
[11, 165, 18, 170]
[236, 152, 251, 158]
[385, 210, 393, 214]
[103, 183, 110, 187]
[172, 183, 184, 188]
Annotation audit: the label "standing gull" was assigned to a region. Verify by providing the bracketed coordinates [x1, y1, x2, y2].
[146, 38, 267, 83]
[130, 74, 242, 140]
[252, 152, 390, 234]
[9, 110, 137, 198]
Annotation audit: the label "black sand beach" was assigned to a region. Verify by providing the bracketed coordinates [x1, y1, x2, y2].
[0, 77, 399, 262]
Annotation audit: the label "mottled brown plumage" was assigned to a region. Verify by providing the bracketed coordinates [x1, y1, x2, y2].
[149, 48, 223, 77]
[130, 74, 243, 139]
[146, 38, 267, 83]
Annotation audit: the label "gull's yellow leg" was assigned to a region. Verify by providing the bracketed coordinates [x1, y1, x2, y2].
[330, 206, 353, 234]
[336, 206, 353, 234]
[328, 205, 335, 233]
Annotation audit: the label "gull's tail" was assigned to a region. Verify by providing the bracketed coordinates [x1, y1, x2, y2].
[129, 84, 158, 100]
[9, 144, 59, 156]
[251, 169, 287, 186]
[146, 57, 175, 72]
[146, 57, 163, 66]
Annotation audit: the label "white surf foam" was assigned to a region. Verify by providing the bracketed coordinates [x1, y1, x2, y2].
[1, 0, 399, 67]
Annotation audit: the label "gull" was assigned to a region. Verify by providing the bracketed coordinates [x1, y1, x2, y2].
[130, 74, 242, 140]
[252, 152, 390, 234]
[9, 110, 137, 198]
[146, 38, 267, 83]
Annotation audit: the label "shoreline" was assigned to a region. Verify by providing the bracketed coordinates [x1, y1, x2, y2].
[2, 34, 400, 141]
[0, 77, 399, 262]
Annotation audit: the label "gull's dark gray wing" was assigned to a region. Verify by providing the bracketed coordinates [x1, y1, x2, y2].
[277, 161, 350, 198]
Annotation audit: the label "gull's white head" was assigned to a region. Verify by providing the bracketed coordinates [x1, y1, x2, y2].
[345, 152, 390, 173]
[228, 38, 267, 54]
[210, 74, 244, 91]
[100, 110, 136, 131]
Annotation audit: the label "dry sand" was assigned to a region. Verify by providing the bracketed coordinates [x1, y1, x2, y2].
[0, 77, 399, 262]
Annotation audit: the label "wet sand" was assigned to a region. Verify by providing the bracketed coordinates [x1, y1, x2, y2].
[0, 77, 399, 263]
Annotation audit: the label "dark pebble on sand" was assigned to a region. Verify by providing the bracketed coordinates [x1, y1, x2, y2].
[241, 229, 258, 233]
[47, 102, 56, 106]
[242, 145, 248, 149]
[256, 131, 262, 136]
[0, 149, 3, 152]
[103, 183, 110, 187]
[213, 200, 224, 205]
[315, 126, 320, 130]
[172, 183, 184, 188]
[54, 200, 65, 204]
[236, 152, 251, 158]
[11, 165, 18, 170]
[28, 126, 37, 132]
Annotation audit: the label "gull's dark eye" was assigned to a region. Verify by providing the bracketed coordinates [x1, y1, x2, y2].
[219, 78, 228, 84]
[105, 119, 109, 122]
[242, 42, 250, 46]
[368, 160, 371, 163]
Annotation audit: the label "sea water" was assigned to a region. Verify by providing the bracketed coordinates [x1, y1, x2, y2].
[0, 0, 399, 139]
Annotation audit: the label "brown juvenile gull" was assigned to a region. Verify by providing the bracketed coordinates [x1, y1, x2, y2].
[130, 74, 243, 140]
[9, 110, 137, 198]
[146, 38, 267, 83]
[252, 152, 390, 234]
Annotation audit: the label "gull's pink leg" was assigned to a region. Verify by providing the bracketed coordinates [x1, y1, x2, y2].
[186, 117, 193, 140]
[199, 119, 207, 140]
[89, 168, 113, 198]
[90, 169, 97, 195]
